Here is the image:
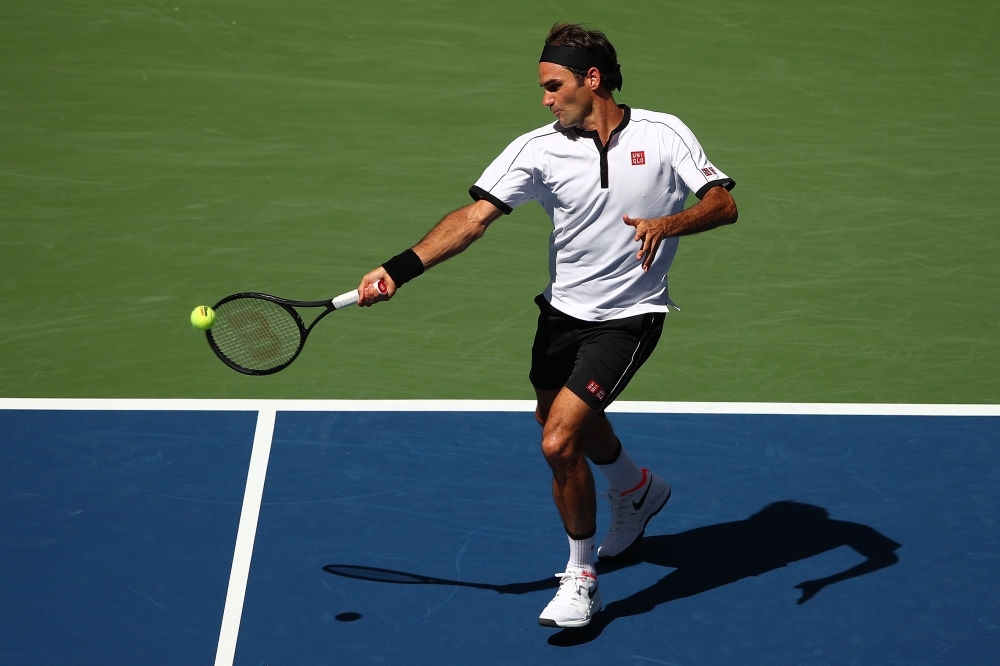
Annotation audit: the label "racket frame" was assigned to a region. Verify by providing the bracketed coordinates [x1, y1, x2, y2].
[206, 292, 344, 376]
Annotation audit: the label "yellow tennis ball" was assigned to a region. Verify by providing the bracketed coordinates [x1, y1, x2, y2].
[190, 305, 215, 330]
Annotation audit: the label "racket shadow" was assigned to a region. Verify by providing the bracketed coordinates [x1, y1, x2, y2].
[321, 564, 560, 596]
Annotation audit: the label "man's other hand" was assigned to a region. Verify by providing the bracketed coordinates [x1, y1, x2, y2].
[622, 214, 666, 272]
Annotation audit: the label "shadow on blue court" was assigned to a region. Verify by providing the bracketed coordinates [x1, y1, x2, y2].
[2, 409, 998, 665]
[238, 412, 998, 666]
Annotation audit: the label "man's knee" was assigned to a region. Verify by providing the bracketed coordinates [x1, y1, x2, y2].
[539, 415, 585, 466]
[540, 427, 572, 464]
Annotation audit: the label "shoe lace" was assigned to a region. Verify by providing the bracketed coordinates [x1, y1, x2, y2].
[553, 570, 595, 607]
[605, 490, 631, 533]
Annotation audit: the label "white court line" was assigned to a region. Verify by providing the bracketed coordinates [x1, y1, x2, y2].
[214, 409, 275, 666]
[0, 398, 999, 416]
[0, 398, 532, 412]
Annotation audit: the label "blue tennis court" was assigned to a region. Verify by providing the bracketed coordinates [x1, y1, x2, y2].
[2, 402, 998, 665]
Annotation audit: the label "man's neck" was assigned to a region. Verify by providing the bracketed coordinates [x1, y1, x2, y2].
[577, 96, 624, 144]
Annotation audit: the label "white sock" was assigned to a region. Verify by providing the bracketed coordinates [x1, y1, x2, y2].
[567, 531, 596, 574]
[594, 440, 644, 492]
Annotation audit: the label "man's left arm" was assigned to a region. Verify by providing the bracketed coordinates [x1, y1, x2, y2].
[624, 185, 738, 272]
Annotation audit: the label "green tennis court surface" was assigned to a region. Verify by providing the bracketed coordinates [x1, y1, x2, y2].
[1, 1, 997, 402]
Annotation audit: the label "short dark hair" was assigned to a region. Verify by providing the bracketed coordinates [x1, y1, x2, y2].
[544, 23, 622, 93]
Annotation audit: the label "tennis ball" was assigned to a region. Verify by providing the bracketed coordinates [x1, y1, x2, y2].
[190, 305, 215, 330]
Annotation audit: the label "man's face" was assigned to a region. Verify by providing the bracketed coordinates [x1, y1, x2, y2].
[539, 62, 595, 128]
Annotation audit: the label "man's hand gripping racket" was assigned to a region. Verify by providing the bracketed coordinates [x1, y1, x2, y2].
[204, 279, 388, 375]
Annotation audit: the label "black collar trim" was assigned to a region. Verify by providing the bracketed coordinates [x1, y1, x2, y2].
[573, 105, 631, 143]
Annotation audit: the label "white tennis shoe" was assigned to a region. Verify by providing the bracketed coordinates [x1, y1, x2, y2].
[538, 568, 602, 628]
[597, 469, 671, 560]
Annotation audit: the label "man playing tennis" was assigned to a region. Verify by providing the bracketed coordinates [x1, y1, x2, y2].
[358, 23, 737, 629]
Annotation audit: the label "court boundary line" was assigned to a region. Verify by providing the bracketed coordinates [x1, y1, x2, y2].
[1, 398, 998, 416]
[214, 408, 275, 666]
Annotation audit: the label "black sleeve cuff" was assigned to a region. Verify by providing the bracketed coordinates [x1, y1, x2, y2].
[695, 178, 736, 200]
[469, 185, 513, 215]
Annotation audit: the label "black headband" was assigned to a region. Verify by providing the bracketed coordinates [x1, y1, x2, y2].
[539, 45, 622, 91]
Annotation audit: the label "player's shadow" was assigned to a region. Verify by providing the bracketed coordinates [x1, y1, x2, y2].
[323, 501, 900, 646]
[548, 500, 901, 645]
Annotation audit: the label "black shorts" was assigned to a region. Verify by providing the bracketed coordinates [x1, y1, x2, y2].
[529, 295, 664, 411]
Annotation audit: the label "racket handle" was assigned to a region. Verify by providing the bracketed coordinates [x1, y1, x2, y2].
[331, 279, 387, 309]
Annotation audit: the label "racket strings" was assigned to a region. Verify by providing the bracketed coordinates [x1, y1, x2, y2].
[210, 298, 303, 371]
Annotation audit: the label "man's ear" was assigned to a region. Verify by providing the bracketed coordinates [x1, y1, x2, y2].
[586, 66, 602, 91]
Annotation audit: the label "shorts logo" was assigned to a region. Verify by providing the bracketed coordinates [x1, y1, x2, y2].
[631, 151, 646, 166]
[700, 166, 718, 177]
[586, 380, 607, 401]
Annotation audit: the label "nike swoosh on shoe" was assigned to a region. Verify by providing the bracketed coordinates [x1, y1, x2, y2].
[632, 479, 651, 511]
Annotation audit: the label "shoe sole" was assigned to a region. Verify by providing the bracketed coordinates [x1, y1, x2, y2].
[538, 617, 591, 628]
[597, 485, 671, 561]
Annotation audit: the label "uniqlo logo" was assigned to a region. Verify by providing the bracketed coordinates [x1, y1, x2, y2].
[586, 380, 607, 401]
[631, 151, 646, 165]
[700, 166, 717, 177]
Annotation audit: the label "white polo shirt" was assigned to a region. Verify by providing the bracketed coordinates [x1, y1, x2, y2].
[470, 105, 734, 322]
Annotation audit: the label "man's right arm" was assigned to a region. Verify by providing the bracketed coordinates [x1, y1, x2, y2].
[357, 198, 504, 306]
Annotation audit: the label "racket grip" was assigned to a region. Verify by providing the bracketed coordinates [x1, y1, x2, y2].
[332, 279, 387, 309]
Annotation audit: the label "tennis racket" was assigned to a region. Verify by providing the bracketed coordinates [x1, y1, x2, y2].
[206, 279, 387, 375]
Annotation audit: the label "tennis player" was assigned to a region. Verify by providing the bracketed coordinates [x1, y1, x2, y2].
[358, 23, 737, 628]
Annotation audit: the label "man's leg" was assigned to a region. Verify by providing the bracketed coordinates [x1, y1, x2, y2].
[531, 306, 669, 626]
[539, 398, 671, 563]
[534, 387, 617, 533]
[559, 317, 670, 561]
[535, 386, 668, 551]
[534, 387, 606, 628]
